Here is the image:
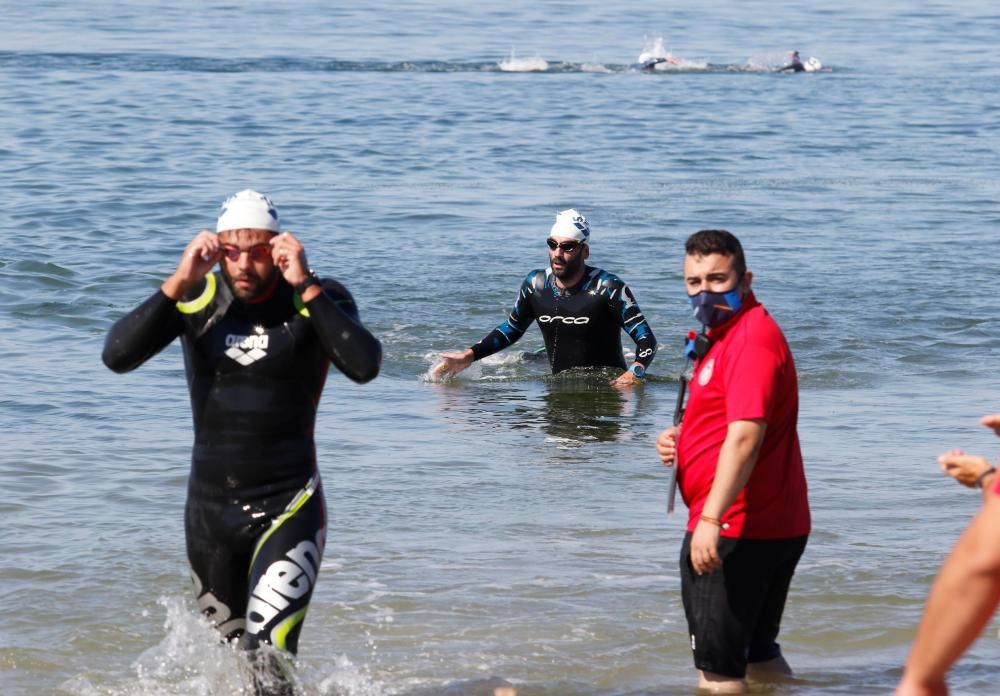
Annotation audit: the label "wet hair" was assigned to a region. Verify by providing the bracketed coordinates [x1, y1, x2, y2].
[684, 229, 747, 276]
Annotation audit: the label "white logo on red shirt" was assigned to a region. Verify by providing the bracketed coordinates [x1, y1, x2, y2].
[698, 358, 715, 386]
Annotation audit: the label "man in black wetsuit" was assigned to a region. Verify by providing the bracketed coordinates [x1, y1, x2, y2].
[102, 190, 381, 686]
[434, 209, 657, 386]
[780, 50, 805, 72]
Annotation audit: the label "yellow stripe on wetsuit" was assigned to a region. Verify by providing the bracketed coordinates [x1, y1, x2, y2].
[249, 474, 319, 571]
[176, 273, 217, 314]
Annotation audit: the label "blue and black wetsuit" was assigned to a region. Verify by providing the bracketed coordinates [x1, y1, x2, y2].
[103, 273, 380, 655]
[470, 265, 657, 373]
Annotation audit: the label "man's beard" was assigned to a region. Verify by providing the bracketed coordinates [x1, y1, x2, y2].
[222, 266, 276, 301]
[551, 252, 585, 281]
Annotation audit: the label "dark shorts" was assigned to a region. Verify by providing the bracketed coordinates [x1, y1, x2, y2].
[186, 473, 327, 654]
[679, 533, 808, 678]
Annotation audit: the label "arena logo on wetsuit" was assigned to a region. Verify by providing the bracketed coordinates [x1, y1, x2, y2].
[224, 327, 270, 366]
[245, 539, 322, 635]
[537, 315, 591, 325]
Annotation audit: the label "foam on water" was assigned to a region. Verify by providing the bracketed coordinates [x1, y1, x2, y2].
[635, 36, 677, 65]
[497, 49, 549, 72]
[421, 349, 546, 383]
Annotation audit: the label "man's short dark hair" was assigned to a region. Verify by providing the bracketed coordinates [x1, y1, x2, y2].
[685, 229, 746, 276]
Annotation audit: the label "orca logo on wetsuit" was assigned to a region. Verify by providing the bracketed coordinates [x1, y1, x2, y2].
[537, 315, 591, 325]
[224, 328, 270, 366]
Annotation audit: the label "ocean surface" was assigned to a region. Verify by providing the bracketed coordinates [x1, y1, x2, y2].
[3, 1, 1000, 694]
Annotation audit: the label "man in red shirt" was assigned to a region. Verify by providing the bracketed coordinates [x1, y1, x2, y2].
[656, 229, 810, 693]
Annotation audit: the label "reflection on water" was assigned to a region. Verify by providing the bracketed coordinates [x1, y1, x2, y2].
[540, 370, 640, 444]
[434, 368, 650, 447]
[430, 369, 647, 446]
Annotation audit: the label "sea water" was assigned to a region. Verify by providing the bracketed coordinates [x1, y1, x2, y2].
[2, 1, 1000, 694]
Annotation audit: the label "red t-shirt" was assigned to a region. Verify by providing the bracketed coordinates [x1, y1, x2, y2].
[676, 295, 811, 538]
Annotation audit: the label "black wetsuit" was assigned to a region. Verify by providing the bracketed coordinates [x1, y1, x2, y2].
[103, 272, 380, 654]
[470, 265, 657, 373]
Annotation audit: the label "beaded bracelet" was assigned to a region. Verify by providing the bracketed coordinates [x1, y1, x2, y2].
[700, 514, 730, 530]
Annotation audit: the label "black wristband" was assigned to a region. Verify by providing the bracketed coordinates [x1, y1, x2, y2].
[976, 467, 997, 489]
[293, 273, 320, 295]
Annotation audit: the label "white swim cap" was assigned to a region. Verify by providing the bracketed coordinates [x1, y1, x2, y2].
[216, 189, 280, 233]
[549, 209, 591, 244]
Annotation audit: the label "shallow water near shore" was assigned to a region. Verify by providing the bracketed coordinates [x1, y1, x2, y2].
[3, 1, 1000, 694]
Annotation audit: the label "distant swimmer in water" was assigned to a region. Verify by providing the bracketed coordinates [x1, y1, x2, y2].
[102, 190, 381, 693]
[433, 209, 658, 386]
[638, 55, 683, 71]
[780, 50, 805, 72]
[635, 36, 684, 71]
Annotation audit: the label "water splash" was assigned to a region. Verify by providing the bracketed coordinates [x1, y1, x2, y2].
[421, 348, 548, 383]
[497, 49, 548, 72]
[60, 596, 253, 695]
[635, 36, 706, 70]
[308, 655, 385, 696]
[58, 596, 389, 696]
[636, 36, 674, 64]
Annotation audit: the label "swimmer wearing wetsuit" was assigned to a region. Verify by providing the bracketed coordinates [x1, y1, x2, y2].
[435, 209, 656, 385]
[637, 55, 683, 71]
[102, 191, 381, 674]
[780, 50, 805, 72]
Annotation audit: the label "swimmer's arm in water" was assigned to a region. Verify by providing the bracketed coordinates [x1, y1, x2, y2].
[435, 348, 475, 376]
[608, 280, 657, 386]
[305, 280, 382, 384]
[434, 273, 538, 377]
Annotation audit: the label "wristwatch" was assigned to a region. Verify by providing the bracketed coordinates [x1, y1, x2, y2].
[629, 364, 646, 380]
[293, 272, 321, 295]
